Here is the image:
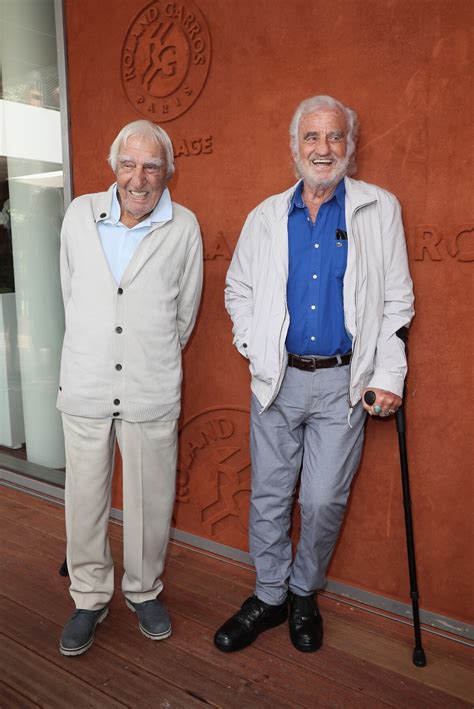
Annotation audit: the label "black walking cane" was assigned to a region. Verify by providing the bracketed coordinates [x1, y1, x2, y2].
[364, 387, 427, 667]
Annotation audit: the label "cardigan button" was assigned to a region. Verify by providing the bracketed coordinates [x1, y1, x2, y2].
[100, 212, 107, 218]
[117, 288, 123, 295]
[115, 364, 122, 371]
[113, 411, 120, 417]
[115, 326, 123, 334]
[114, 399, 120, 405]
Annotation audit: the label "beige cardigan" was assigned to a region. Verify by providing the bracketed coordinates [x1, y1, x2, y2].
[57, 185, 202, 421]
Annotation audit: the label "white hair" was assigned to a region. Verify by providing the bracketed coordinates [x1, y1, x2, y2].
[289, 95, 359, 176]
[108, 120, 175, 179]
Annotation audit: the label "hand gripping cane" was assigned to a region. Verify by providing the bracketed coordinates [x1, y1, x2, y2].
[364, 384, 427, 667]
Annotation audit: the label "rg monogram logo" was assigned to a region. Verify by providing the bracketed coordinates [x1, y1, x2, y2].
[121, 1, 211, 122]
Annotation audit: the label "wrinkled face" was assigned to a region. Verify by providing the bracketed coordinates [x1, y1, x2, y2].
[116, 136, 167, 227]
[295, 108, 349, 190]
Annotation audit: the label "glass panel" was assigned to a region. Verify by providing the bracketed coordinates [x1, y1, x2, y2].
[0, 0, 66, 471]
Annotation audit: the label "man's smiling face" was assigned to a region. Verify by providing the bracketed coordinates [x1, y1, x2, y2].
[116, 135, 167, 228]
[295, 108, 349, 191]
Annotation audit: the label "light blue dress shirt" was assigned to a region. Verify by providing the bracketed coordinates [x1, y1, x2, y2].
[97, 185, 173, 284]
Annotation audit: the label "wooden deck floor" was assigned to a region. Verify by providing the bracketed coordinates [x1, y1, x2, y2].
[0, 485, 472, 708]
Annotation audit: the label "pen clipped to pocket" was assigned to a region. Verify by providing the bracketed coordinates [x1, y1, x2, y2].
[335, 229, 347, 247]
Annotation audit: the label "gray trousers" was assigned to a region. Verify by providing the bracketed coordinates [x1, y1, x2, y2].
[249, 364, 366, 605]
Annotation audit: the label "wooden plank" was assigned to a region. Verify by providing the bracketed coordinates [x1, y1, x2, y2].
[165, 580, 472, 709]
[0, 488, 123, 543]
[0, 560, 372, 708]
[1, 488, 473, 709]
[327, 620, 474, 704]
[0, 547, 301, 709]
[0, 514, 66, 561]
[163, 549, 474, 698]
[0, 485, 64, 519]
[1, 547, 385, 709]
[12, 484, 465, 664]
[166, 544, 474, 668]
[90, 620, 385, 709]
[0, 635, 126, 709]
[0, 544, 459, 709]
[2, 524, 470, 704]
[160, 556, 474, 705]
[0, 513, 118, 574]
[0, 496, 66, 540]
[0, 598, 238, 709]
[319, 600, 474, 668]
[0, 681, 41, 708]
[93, 614, 297, 708]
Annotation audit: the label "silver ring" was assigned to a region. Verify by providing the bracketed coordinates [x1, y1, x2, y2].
[388, 409, 396, 415]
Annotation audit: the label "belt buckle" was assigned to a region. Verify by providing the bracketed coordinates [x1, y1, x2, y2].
[300, 356, 316, 371]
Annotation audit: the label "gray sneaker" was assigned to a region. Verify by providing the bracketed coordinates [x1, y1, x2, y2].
[59, 607, 108, 656]
[126, 597, 171, 640]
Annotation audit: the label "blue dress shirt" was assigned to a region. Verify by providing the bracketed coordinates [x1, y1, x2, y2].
[285, 180, 352, 356]
[97, 185, 173, 284]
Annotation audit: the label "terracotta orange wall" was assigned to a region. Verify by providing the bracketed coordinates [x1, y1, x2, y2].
[64, 0, 473, 625]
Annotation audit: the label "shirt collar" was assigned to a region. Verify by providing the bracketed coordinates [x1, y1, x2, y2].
[289, 180, 305, 214]
[103, 185, 173, 228]
[333, 179, 346, 209]
[288, 178, 346, 214]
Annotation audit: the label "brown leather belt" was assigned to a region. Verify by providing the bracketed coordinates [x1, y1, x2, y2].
[288, 352, 352, 372]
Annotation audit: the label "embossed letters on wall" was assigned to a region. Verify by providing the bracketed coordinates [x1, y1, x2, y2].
[414, 224, 473, 262]
[121, 0, 211, 121]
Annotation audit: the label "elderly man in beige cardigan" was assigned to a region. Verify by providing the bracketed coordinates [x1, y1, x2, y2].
[57, 120, 202, 656]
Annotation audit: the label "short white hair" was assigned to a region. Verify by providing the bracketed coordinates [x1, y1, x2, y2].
[289, 95, 359, 176]
[108, 120, 175, 179]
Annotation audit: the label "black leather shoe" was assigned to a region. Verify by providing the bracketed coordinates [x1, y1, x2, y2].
[214, 595, 288, 652]
[289, 592, 323, 652]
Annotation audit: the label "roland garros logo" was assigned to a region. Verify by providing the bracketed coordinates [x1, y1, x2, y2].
[121, 1, 211, 122]
[174, 407, 251, 543]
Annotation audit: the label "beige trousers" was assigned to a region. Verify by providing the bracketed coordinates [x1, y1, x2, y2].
[62, 413, 178, 610]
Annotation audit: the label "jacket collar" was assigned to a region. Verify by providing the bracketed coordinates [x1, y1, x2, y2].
[92, 185, 115, 223]
[257, 176, 378, 285]
[258, 182, 300, 224]
[258, 175, 378, 224]
[344, 176, 378, 210]
[257, 184, 298, 284]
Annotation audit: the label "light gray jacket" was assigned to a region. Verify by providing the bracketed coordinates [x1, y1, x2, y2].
[225, 176, 414, 412]
[57, 185, 202, 421]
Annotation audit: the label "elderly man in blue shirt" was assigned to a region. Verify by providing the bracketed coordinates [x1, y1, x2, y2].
[214, 95, 414, 654]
